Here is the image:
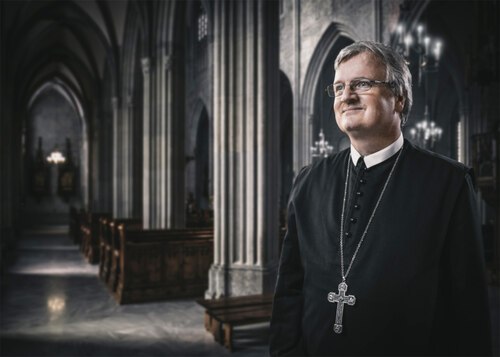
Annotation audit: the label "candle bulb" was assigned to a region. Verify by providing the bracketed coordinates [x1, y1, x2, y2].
[397, 24, 404, 45]
[424, 36, 430, 55]
[417, 25, 424, 44]
[404, 35, 413, 57]
[433, 41, 442, 62]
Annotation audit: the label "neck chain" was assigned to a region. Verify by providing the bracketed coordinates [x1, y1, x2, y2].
[339, 147, 403, 282]
[327, 147, 404, 334]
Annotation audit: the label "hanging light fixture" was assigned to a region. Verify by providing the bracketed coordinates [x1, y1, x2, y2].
[311, 129, 334, 158]
[393, 22, 443, 86]
[409, 105, 443, 150]
[393, 21, 444, 151]
[46, 146, 66, 164]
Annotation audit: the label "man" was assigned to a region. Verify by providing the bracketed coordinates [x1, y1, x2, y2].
[269, 41, 492, 356]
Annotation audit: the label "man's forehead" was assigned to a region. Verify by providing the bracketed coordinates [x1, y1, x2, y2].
[334, 52, 386, 80]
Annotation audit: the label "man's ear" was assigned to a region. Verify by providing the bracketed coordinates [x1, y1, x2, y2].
[395, 95, 405, 114]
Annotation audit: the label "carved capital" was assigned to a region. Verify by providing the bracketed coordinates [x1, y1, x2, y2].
[111, 97, 119, 111]
[163, 54, 172, 71]
[141, 57, 151, 76]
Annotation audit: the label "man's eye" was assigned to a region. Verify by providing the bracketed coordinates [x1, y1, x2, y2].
[354, 80, 371, 89]
[334, 84, 344, 93]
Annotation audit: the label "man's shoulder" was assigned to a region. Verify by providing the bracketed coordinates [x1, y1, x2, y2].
[290, 149, 348, 195]
[295, 149, 349, 181]
[405, 140, 473, 179]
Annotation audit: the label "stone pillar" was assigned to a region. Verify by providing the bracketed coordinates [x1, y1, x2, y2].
[207, 0, 280, 298]
[157, 52, 173, 228]
[293, 0, 304, 174]
[91, 118, 100, 209]
[164, 53, 173, 228]
[373, 0, 382, 42]
[141, 57, 152, 228]
[158, 53, 171, 228]
[142, 51, 184, 230]
[122, 96, 134, 217]
[111, 96, 122, 217]
[159, 50, 185, 230]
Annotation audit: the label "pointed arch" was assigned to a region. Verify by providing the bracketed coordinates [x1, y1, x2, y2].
[25, 78, 89, 207]
[299, 23, 356, 167]
[279, 70, 294, 224]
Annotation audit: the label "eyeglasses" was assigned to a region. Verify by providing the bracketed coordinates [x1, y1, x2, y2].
[325, 79, 394, 98]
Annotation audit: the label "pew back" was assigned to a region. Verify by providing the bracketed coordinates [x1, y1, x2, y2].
[115, 226, 213, 304]
[106, 219, 142, 291]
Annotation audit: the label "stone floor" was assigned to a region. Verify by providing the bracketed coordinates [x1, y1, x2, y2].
[0, 226, 499, 357]
[0, 226, 269, 356]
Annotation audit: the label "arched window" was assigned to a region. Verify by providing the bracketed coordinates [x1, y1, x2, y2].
[194, 3, 208, 72]
[197, 9, 208, 42]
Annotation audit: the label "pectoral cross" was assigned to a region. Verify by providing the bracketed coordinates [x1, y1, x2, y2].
[327, 281, 356, 334]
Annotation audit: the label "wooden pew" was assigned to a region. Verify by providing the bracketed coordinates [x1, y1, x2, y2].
[114, 226, 213, 304]
[79, 211, 90, 253]
[98, 217, 111, 281]
[196, 294, 273, 351]
[101, 218, 142, 288]
[69, 206, 78, 242]
[70, 207, 86, 245]
[81, 212, 110, 264]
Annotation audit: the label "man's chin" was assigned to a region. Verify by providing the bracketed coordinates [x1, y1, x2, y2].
[340, 122, 363, 134]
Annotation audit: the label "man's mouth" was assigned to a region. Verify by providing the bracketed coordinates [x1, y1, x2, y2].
[342, 107, 363, 114]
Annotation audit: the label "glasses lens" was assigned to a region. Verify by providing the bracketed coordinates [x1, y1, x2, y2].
[334, 84, 344, 97]
[352, 80, 372, 92]
[326, 85, 335, 98]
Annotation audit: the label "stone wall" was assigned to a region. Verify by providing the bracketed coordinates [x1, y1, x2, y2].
[280, 0, 401, 95]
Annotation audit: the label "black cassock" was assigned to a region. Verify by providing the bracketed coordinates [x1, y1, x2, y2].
[270, 140, 492, 356]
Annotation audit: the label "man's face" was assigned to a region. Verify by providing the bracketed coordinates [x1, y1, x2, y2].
[333, 52, 403, 139]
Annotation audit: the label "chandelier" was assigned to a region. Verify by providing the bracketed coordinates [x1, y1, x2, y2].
[409, 105, 443, 150]
[393, 22, 444, 151]
[394, 23, 442, 86]
[46, 147, 66, 164]
[311, 129, 334, 158]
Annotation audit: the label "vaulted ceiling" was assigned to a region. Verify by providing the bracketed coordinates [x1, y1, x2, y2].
[3, 0, 128, 119]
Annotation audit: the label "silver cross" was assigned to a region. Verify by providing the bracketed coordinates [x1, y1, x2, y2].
[327, 281, 356, 334]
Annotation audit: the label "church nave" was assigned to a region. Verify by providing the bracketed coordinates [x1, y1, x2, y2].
[0, 225, 269, 356]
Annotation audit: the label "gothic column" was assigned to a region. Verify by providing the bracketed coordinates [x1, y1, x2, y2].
[123, 96, 134, 217]
[91, 116, 100, 209]
[373, 0, 382, 42]
[160, 50, 185, 230]
[111, 96, 122, 217]
[157, 53, 171, 228]
[141, 51, 185, 230]
[207, 0, 280, 298]
[293, 0, 305, 173]
[163, 53, 174, 229]
[142, 57, 152, 228]
[157, 54, 170, 228]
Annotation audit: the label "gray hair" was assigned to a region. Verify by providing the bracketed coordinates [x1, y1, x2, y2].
[334, 41, 413, 126]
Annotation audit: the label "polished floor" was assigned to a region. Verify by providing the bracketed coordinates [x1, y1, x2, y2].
[1, 226, 499, 357]
[0, 226, 268, 356]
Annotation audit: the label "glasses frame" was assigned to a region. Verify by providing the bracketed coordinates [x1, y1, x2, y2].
[325, 79, 394, 98]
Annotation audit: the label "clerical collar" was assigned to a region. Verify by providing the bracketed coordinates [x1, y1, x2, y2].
[350, 134, 404, 169]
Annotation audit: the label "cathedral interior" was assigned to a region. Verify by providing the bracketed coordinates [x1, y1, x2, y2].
[1, 0, 499, 355]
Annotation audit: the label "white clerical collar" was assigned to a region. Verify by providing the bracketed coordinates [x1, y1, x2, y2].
[350, 134, 404, 168]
